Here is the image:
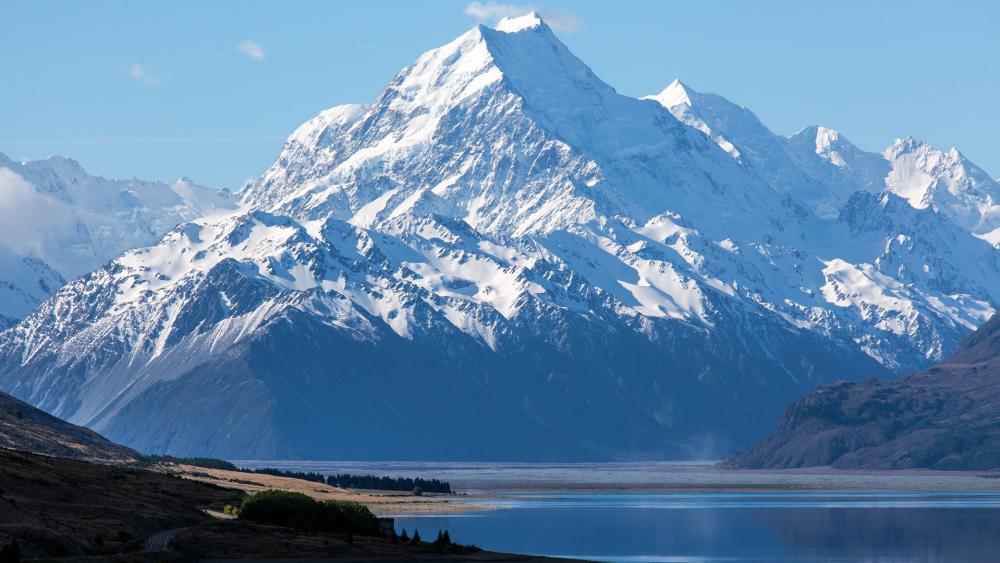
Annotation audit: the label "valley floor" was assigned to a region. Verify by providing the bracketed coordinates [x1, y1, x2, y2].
[163, 463, 495, 515]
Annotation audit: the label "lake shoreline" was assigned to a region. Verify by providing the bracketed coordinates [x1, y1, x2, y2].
[231, 460, 1000, 494]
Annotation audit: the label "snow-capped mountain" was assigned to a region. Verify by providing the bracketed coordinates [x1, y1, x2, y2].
[0, 153, 237, 327]
[0, 13, 997, 460]
[646, 80, 848, 219]
[648, 80, 1000, 246]
[882, 138, 1000, 245]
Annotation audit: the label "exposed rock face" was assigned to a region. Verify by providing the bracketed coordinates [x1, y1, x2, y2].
[727, 315, 1000, 470]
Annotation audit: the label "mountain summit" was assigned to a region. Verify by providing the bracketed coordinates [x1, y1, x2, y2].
[0, 17, 997, 460]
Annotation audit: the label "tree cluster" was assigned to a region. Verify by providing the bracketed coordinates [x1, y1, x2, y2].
[236, 490, 379, 535]
[244, 468, 452, 493]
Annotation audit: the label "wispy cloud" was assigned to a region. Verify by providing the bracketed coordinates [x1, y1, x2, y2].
[128, 63, 164, 85]
[236, 40, 266, 61]
[464, 2, 525, 21]
[463, 2, 581, 32]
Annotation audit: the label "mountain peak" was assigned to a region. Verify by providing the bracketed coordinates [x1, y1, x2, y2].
[795, 125, 848, 154]
[648, 79, 693, 109]
[494, 11, 545, 33]
[886, 136, 929, 154]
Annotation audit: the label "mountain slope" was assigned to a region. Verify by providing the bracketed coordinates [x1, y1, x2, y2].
[0, 13, 997, 460]
[727, 314, 1000, 470]
[648, 81, 1000, 247]
[0, 153, 237, 327]
[646, 80, 847, 219]
[0, 389, 137, 464]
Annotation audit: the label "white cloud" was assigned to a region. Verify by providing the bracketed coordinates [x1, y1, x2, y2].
[464, 1, 525, 20]
[128, 63, 163, 85]
[463, 2, 581, 32]
[236, 40, 266, 61]
[0, 168, 75, 257]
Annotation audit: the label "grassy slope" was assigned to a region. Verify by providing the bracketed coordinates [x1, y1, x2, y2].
[0, 390, 138, 464]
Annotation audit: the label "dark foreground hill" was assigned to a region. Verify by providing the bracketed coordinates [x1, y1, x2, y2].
[0, 448, 240, 559]
[728, 315, 1000, 470]
[0, 390, 138, 464]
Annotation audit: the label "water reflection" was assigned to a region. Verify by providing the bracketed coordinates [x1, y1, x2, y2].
[393, 492, 1000, 562]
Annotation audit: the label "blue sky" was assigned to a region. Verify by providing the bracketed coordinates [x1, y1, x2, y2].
[3, 0, 998, 189]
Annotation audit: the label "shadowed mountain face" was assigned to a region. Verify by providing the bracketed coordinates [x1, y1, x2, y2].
[0, 390, 138, 464]
[727, 314, 1000, 470]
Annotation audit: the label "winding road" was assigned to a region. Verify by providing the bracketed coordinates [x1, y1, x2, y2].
[145, 527, 189, 552]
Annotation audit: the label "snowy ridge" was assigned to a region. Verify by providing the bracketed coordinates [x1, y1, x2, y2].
[648, 81, 1000, 246]
[0, 16, 997, 459]
[0, 154, 237, 327]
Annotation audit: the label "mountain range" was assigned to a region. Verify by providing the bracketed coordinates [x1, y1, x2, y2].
[0, 13, 997, 460]
[0, 153, 237, 328]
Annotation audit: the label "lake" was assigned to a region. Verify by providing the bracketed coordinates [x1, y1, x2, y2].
[395, 491, 1000, 562]
[235, 461, 1000, 562]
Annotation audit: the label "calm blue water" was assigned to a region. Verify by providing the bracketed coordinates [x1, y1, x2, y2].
[393, 491, 1000, 562]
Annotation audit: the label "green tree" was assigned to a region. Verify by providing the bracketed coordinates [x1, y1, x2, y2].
[412, 529, 421, 544]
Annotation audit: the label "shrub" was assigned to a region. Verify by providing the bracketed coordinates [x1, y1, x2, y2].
[237, 490, 379, 535]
